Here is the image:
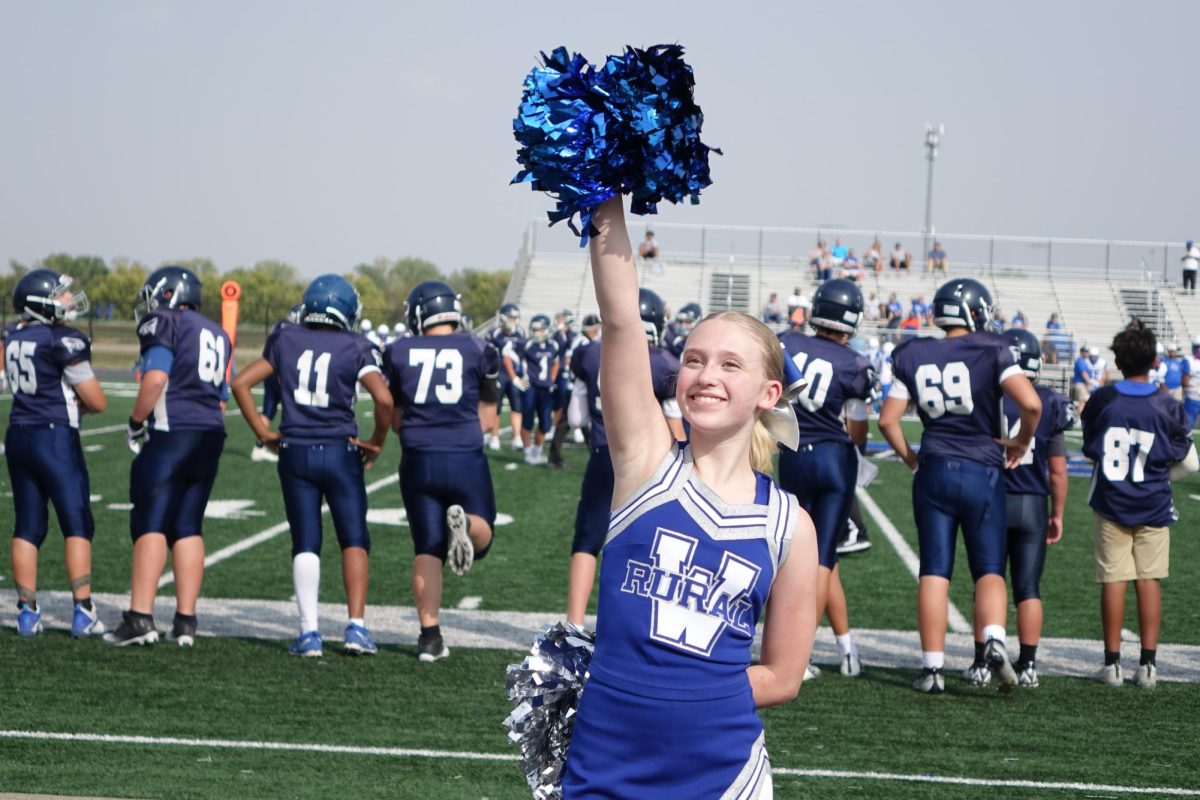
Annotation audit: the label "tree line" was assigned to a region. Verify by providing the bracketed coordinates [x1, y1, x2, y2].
[1, 254, 511, 332]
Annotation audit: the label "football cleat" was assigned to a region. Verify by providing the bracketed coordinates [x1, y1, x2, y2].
[1094, 662, 1123, 687]
[511, 437, 523, 451]
[488, 435, 502, 451]
[962, 662, 992, 688]
[250, 444, 279, 463]
[71, 603, 107, 638]
[802, 661, 822, 682]
[840, 652, 862, 677]
[16, 604, 43, 638]
[343, 623, 378, 656]
[103, 611, 159, 646]
[572, 428, 585, 444]
[165, 613, 197, 647]
[288, 630, 323, 657]
[983, 639, 1018, 694]
[912, 667, 945, 694]
[417, 632, 449, 663]
[1016, 662, 1040, 689]
[1131, 663, 1157, 690]
[446, 505, 474, 576]
[836, 526, 871, 554]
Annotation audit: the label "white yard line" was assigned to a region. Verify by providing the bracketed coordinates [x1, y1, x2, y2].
[856, 487, 971, 635]
[457, 596, 483, 610]
[0, 730, 1197, 796]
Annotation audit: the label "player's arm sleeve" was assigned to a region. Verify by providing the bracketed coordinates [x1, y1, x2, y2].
[1046, 432, 1067, 458]
[482, 342, 500, 380]
[141, 345, 175, 374]
[1170, 440, 1199, 480]
[567, 378, 590, 428]
[843, 397, 870, 422]
[357, 339, 384, 381]
[887, 379, 910, 401]
[63, 360, 96, 385]
[996, 342, 1023, 385]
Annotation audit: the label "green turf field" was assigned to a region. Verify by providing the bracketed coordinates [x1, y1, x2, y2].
[1, 388, 1199, 799]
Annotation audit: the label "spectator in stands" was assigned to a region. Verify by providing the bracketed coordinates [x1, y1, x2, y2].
[927, 241, 948, 273]
[899, 310, 921, 339]
[910, 294, 930, 327]
[890, 242, 912, 271]
[863, 240, 884, 273]
[1046, 312, 1063, 331]
[1183, 240, 1199, 296]
[1011, 309, 1028, 329]
[841, 249, 862, 282]
[864, 292, 881, 323]
[885, 293, 903, 336]
[1073, 345, 1103, 412]
[638, 230, 662, 274]
[991, 307, 1008, 333]
[809, 240, 827, 282]
[831, 237, 848, 270]
[762, 292, 784, 325]
[787, 286, 810, 326]
[1162, 342, 1189, 402]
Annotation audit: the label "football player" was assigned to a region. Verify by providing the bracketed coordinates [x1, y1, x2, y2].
[513, 313, 560, 465]
[106, 266, 232, 647]
[964, 328, 1073, 688]
[488, 303, 525, 450]
[1082, 325, 1197, 688]
[5, 270, 107, 638]
[778, 279, 874, 677]
[877, 278, 1042, 693]
[663, 302, 701, 359]
[546, 309, 587, 468]
[231, 276, 391, 657]
[250, 305, 303, 464]
[566, 289, 683, 626]
[386, 280, 498, 661]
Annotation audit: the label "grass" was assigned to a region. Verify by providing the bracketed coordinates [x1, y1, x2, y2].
[2, 388, 1200, 798]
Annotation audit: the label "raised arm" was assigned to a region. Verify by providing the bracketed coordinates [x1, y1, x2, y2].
[590, 198, 673, 494]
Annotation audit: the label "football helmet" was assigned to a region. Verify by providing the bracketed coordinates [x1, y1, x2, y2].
[377, 323, 391, 339]
[810, 279, 864, 334]
[405, 280, 462, 333]
[639, 289, 666, 345]
[286, 303, 305, 324]
[300, 274, 361, 331]
[498, 303, 521, 332]
[674, 302, 702, 338]
[360, 318, 373, 332]
[554, 308, 576, 333]
[932, 278, 993, 332]
[1003, 328, 1042, 381]
[13, 269, 88, 324]
[135, 266, 201, 321]
[529, 313, 551, 343]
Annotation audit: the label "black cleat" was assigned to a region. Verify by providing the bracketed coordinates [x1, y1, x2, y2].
[103, 611, 159, 647]
[417, 633, 449, 663]
[165, 613, 197, 647]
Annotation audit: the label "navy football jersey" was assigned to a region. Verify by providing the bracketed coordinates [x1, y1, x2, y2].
[572, 341, 679, 449]
[5, 323, 93, 428]
[779, 331, 874, 445]
[386, 331, 500, 451]
[1082, 380, 1193, 527]
[137, 309, 230, 431]
[522, 338, 560, 388]
[491, 327, 527, 377]
[890, 332, 1021, 468]
[1003, 384, 1075, 496]
[263, 322, 382, 444]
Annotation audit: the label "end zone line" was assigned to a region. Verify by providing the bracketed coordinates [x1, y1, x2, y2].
[856, 487, 971, 634]
[1, 730, 1195, 797]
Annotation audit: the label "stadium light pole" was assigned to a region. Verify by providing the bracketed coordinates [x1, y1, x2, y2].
[922, 123, 943, 264]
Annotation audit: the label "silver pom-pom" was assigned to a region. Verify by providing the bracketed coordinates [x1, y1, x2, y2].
[503, 621, 596, 799]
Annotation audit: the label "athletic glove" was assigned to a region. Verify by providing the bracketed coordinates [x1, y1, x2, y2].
[513, 376, 531, 392]
[126, 416, 147, 455]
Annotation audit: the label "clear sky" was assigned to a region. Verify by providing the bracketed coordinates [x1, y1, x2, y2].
[2, 1, 1197, 278]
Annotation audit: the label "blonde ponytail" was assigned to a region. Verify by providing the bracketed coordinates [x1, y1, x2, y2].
[750, 418, 776, 474]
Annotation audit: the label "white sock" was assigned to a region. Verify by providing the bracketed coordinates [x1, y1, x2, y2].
[293, 552, 320, 634]
[922, 651, 945, 670]
[836, 632, 857, 658]
[982, 624, 1007, 646]
[349, 617, 365, 629]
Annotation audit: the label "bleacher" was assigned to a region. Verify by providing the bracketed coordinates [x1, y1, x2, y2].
[502, 222, 1190, 388]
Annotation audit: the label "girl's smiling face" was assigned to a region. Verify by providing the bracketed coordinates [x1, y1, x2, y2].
[677, 317, 781, 436]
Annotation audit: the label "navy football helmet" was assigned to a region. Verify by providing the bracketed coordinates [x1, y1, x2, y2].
[554, 308, 576, 333]
[529, 313, 552, 343]
[674, 302, 703, 338]
[932, 278, 993, 332]
[286, 303, 305, 324]
[498, 303, 521, 332]
[13, 269, 88, 324]
[135, 266, 201, 321]
[301, 274, 361, 331]
[1004, 328, 1042, 380]
[405, 280, 461, 333]
[639, 288, 666, 345]
[809, 279, 864, 334]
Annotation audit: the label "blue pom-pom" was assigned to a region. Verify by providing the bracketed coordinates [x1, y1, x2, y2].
[512, 45, 720, 245]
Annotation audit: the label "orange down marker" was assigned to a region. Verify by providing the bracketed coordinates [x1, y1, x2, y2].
[220, 280, 241, 382]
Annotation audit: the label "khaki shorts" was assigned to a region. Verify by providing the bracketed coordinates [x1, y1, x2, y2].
[1072, 383, 1091, 404]
[1093, 513, 1170, 582]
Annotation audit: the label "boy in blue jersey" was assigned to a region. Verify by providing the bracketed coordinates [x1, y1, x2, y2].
[878, 278, 1043, 693]
[386, 280, 499, 662]
[5, 270, 108, 638]
[513, 313, 560, 465]
[964, 329, 1074, 689]
[778, 279, 875, 678]
[488, 303, 525, 450]
[1082, 325, 1197, 688]
[231, 276, 392, 657]
[565, 291, 685, 626]
[106, 267, 231, 647]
